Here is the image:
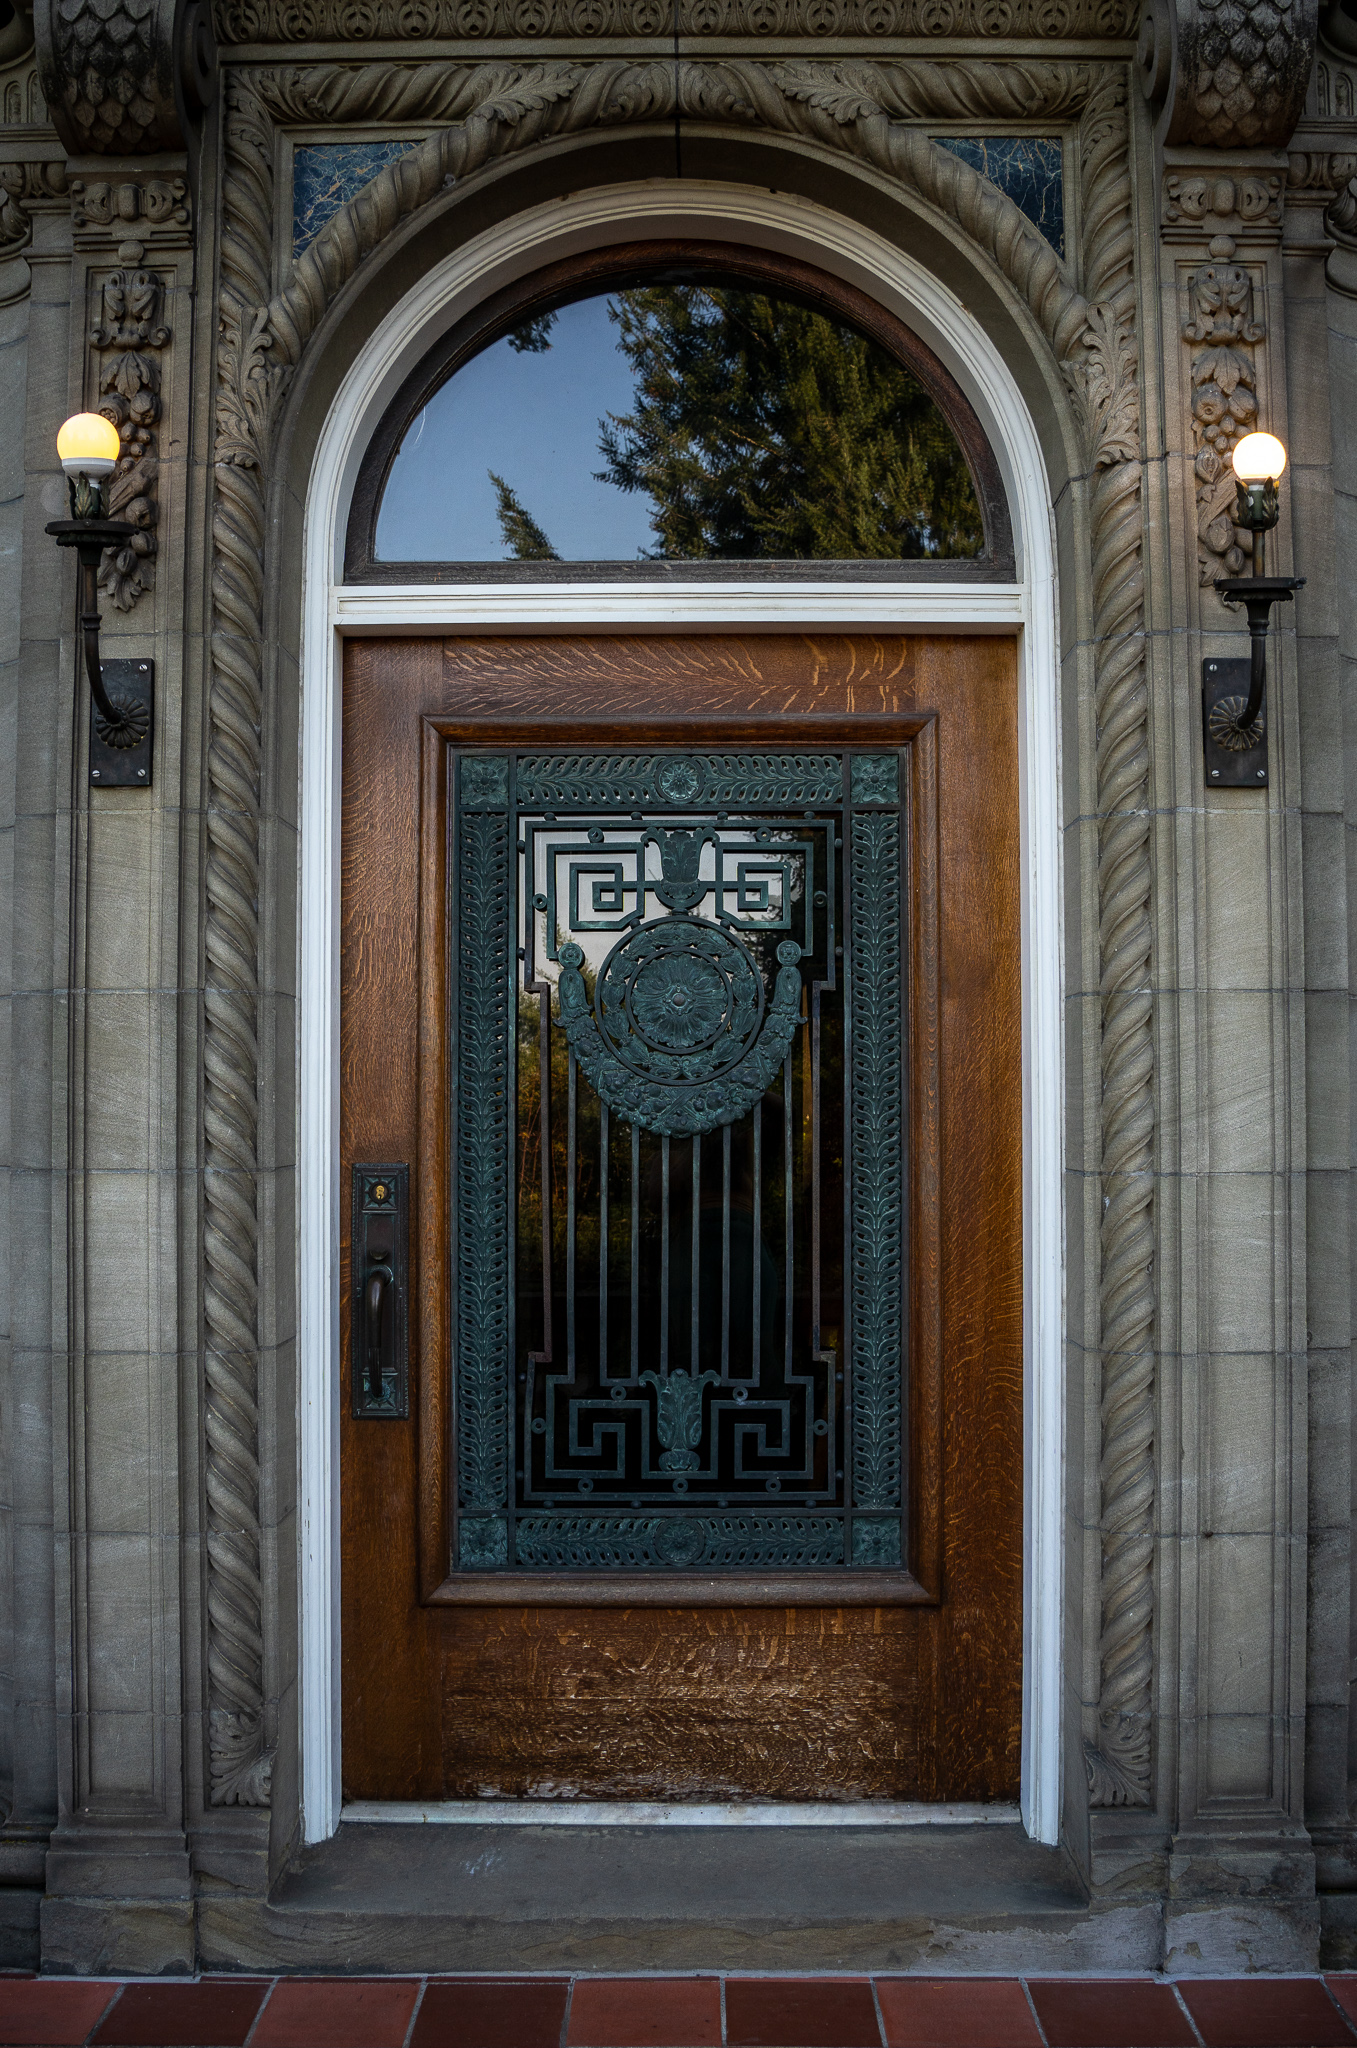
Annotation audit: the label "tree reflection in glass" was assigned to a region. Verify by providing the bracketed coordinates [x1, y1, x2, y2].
[376, 281, 984, 564]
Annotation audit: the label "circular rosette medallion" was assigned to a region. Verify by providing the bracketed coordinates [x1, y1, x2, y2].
[595, 918, 765, 1084]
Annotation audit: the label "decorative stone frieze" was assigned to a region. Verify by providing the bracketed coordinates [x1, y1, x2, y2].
[1136, 0, 1318, 149]
[201, 52, 1151, 1814]
[32, 0, 217, 155]
[212, 0, 1136, 41]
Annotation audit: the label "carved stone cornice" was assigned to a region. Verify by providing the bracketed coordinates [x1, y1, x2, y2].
[203, 52, 1149, 1810]
[32, 0, 216, 155]
[1137, 0, 1318, 148]
[213, 0, 1136, 43]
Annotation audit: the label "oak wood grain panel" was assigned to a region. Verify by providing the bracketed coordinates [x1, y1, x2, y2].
[340, 633, 1019, 1804]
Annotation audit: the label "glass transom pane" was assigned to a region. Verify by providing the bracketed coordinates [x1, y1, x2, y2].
[377, 283, 985, 564]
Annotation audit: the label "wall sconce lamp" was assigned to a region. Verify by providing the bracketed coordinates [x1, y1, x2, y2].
[44, 413, 155, 788]
[1204, 431, 1304, 789]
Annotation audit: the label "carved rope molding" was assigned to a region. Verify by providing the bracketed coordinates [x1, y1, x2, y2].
[207, 53, 1148, 1806]
[1079, 74, 1153, 1810]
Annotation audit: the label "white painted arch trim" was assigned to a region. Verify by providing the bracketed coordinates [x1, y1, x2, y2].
[298, 180, 1064, 1850]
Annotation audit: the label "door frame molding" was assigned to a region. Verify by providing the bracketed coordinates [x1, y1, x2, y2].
[297, 179, 1065, 1847]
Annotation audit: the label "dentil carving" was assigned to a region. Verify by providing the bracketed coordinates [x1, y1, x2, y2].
[1182, 261, 1262, 582]
[92, 266, 170, 609]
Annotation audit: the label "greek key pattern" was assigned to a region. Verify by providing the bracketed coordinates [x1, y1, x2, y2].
[455, 800, 512, 1525]
[849, 809, 904, 1513]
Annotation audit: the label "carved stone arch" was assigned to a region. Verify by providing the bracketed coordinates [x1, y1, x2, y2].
[206, 65, 1153, 1817]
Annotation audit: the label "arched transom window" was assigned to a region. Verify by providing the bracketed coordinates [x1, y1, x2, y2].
[345, 244, 1013, 581]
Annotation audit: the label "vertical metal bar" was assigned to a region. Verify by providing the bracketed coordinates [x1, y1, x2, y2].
[810, 986, 821, 1354]
[599, 1101, 609, 1378]
[566, 1050, 577, 1373]
[784, 1053, 794, 1378]
[538, 979, 553, 1358]
[752, 1104, 762, 1379]
[660, 1134, 671, 1377]
[721, 1123, 731, 1380]
[691, 1133, 701, 1373]
[630, 1122, 640, 1377]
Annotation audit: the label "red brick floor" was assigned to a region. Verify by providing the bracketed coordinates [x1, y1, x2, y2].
[1, 1974, 1356, 2048]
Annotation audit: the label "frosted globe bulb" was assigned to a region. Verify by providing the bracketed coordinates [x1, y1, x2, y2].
[1231, 432, 1287, 484]
[56, 412, 120, 481]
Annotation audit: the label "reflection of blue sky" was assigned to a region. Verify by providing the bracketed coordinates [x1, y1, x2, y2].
[376, 297, 656, 562]
[293, 142, 419, 258]
[932, 136, 1063, 256]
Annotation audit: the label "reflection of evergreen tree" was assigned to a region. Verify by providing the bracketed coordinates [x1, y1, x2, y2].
[489, 470, 559, 560]
[595, 284, 985, 561]
[507, 311, 558, 354]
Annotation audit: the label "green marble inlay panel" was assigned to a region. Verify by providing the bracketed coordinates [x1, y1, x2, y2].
[933, 135, 1064, 256]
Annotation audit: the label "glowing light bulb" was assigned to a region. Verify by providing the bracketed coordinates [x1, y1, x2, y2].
[1232, 432, 1287, 484]
[56, 412, 120, 480]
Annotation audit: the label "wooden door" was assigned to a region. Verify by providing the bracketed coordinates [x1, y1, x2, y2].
[340, 633, 1021, 1803]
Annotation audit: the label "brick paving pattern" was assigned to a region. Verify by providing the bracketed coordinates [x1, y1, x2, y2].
[2, 1974, 1357, 2047]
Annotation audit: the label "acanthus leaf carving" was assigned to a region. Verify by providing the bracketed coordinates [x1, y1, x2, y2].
[89, 266, 170, 611]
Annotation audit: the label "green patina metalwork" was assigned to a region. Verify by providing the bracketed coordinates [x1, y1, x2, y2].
[451, 748, 908, 1575]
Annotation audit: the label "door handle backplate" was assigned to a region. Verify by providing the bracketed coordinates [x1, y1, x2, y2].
[351, 1164, 409, 1419]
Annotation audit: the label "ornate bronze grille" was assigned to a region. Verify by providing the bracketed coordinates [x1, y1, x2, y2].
[453, 750, 906, 1576]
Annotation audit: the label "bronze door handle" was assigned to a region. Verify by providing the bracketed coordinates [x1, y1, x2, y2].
[365, 1264, 393, 1403]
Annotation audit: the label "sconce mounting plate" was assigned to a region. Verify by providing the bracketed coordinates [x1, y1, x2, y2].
[1202, 657, 1267, 789]
[90, 658, 154, 788]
